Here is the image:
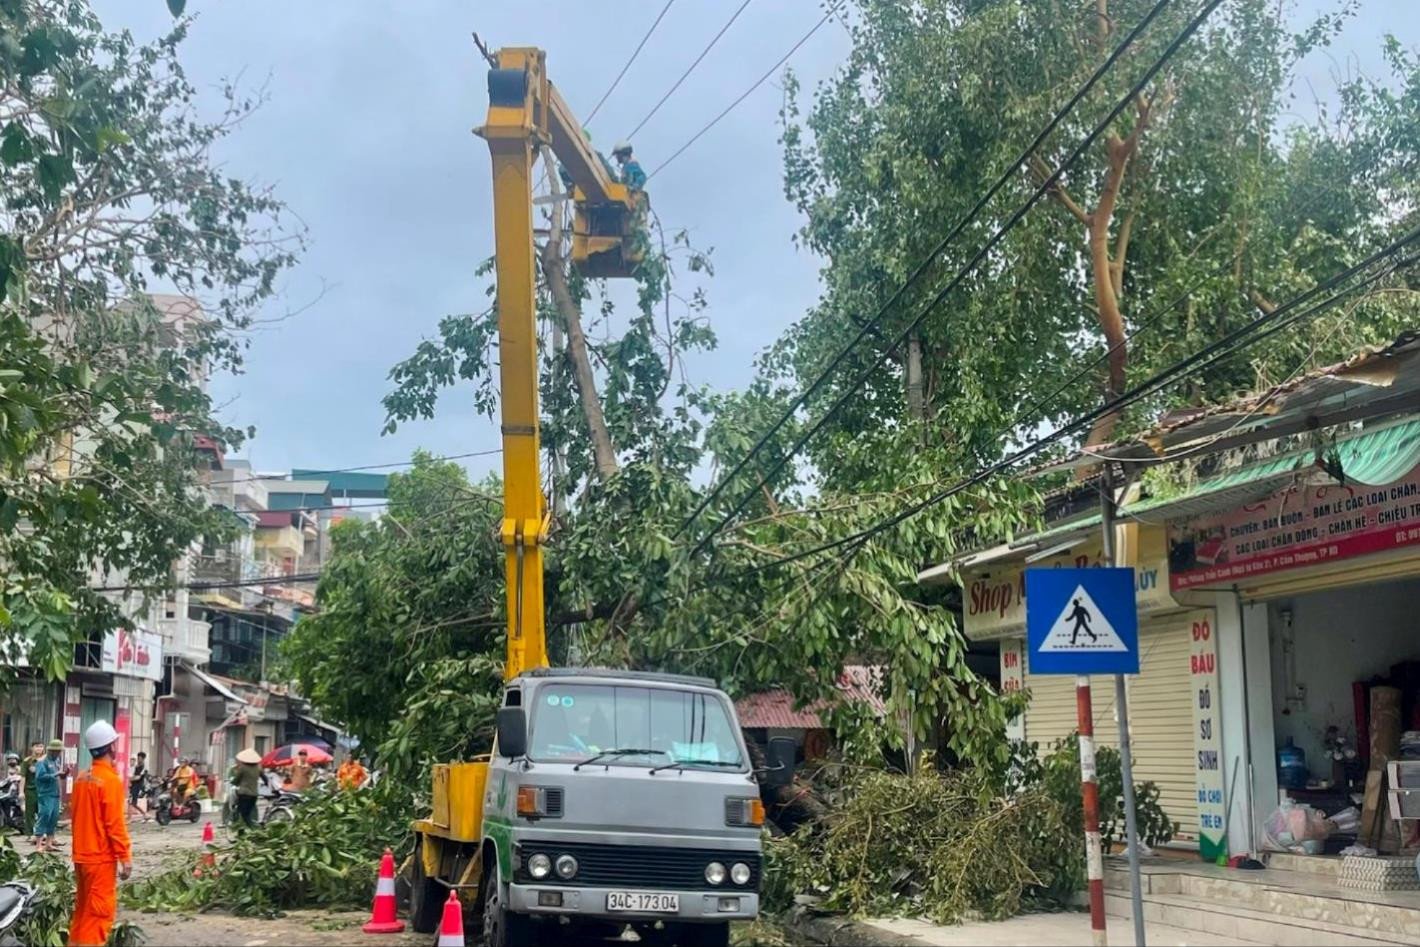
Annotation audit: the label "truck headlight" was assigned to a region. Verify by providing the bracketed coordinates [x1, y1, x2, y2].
[555, 854, 578, 879]
[730, 862, 751, 885]
[528, 853, 552, 879]
[705, 861, 727, 886]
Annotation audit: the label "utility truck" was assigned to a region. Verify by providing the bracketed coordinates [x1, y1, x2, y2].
[406, 46, 793, 947]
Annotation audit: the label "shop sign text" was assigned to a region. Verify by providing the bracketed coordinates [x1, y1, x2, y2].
[1169, 464, 1420, 590]
[1189, 615, 1227, 860]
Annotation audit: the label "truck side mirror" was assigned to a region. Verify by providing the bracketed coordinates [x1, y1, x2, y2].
[496, 707, 527, 759]
[762, 736, 795, 789]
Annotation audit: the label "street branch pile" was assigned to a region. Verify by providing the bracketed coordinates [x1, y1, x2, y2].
[764, 742, 1175, 925]
[125, 783, 414, 918]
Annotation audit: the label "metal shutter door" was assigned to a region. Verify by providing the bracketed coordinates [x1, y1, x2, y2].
[1021, 650, 1120, 755]
[1128, 614, 1203, 842]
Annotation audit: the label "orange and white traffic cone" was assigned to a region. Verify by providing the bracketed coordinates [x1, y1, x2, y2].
[362, 848, 406, 934]
[195, 820, 216, 877]
[436, 890, 464, 947]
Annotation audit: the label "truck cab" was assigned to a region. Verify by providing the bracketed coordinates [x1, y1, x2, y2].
[410, 668, 775, 947]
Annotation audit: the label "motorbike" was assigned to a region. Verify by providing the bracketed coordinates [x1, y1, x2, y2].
[261, 788, 303, 825]
[153, 787, 202, 826]
[0, 777, 23, 833]
[0, 882, 38, 947]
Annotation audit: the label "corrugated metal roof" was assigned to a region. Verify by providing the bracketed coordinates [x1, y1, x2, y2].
[1050, 331, 1420, 472]
[735, 665, 888, 729]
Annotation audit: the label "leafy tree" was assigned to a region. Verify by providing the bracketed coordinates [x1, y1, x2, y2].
[777, 0, 1419, 464]
[0, 1, 302, 677]
[282, 455, 506, 778]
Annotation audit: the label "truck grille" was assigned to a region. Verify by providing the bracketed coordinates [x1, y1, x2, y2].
[516, 841, 761, 891]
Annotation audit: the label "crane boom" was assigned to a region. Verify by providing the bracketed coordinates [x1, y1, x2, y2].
[474, 46, 641, 680]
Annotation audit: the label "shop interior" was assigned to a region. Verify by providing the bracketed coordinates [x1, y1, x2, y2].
[1266, 576, 1420, 855]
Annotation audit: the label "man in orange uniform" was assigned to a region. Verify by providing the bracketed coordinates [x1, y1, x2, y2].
[68, 720, 132, 947]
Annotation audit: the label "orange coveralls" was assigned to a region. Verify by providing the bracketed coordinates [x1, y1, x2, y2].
[68, 756, 132, 947]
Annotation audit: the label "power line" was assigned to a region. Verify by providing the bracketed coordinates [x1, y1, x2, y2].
[673, 0, 1177, 541]
[647, 1, 843, 182]
[585, 0, 677, 125]
[684, 0, 1215, 559]
[625, 0, 754, 142]
[726, 231, 1420, 581]
[213, 448, 503, 487]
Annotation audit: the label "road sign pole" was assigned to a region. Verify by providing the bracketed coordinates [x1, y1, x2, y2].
[1101, 469, 1146, 946]
[1076, 676, 1107, 947]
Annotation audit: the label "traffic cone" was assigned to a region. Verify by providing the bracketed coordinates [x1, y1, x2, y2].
[436, 891, 464, 947]
[362, 848, 406, 934]
[195, 820, 216, 877]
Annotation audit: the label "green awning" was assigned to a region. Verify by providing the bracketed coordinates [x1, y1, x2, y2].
[1124, 417, 1420, 523]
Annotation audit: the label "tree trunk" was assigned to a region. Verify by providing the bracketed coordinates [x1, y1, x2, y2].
[905, 333, 926, 425]
[541, 155, 619, 481]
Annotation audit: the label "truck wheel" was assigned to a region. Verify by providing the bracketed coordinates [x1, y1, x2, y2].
[408, 839, 445, 934]
[481, 873, 538, 947]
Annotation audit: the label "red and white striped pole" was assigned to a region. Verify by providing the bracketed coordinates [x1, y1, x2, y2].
[1077, 675, 1107, 947]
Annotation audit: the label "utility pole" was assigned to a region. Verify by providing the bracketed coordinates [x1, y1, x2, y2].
[1101, 464, 1146, 946]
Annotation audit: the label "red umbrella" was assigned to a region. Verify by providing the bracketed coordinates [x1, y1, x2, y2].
[260, 743, 333, 768]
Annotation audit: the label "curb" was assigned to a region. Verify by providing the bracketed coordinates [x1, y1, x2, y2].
[793, 913, 929, 947]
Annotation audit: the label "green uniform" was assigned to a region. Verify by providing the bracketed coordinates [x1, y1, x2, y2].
[19, 755, 38, 835]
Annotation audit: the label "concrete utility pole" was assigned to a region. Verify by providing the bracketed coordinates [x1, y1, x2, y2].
[1101, 465, 1146, 946]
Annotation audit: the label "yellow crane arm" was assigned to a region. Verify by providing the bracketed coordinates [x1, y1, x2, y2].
[474, 47, 640, 679]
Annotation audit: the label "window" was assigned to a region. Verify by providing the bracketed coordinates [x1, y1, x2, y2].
[528, 684, 744, 769]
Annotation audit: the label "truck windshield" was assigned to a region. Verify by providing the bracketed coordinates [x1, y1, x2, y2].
[529, 684, 744, 769]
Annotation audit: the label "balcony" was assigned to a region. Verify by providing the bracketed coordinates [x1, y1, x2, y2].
[157, 616, 211, 664]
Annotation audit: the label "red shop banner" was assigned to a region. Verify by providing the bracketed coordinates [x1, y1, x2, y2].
[1168, 464, 1420, 591]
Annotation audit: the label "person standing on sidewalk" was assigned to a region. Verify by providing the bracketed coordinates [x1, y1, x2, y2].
[127, 752, 149, 822]
[231, 749, 262, 830]
[68, 721, 132, 947]
[19, 741, 43, 839]
[33, 739, 64, 853]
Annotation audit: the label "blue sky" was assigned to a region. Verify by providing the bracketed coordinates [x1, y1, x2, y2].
[91, 1, 1414, 483]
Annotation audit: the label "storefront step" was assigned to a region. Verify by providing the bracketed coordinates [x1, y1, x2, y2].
[1104, 891, 1408, 946]
[1265, 852, 1343, 877]
[1105, 862, 1420, 944]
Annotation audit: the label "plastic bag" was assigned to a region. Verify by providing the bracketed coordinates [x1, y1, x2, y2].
[1262, 802, 1336, 853]
[1330, 806, 1362, 833]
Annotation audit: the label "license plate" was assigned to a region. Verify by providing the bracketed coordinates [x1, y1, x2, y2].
[606, 891, 680, 913]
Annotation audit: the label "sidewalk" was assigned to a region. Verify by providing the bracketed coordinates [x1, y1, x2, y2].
[802, 912, 1261, 946]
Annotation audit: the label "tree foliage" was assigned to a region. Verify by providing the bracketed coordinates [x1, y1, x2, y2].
[282, 455, 505, 779]
[777, 0, 1419, 465]
[295, 1, 1420, 777]
[0, 1, 302, 678]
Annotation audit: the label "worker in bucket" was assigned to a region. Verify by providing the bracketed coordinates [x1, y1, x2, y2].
[612, 140, 646, 190]
[68, 720, 132, 947]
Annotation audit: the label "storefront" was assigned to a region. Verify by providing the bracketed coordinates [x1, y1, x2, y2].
[1162, 416, 1420, 856]
[938, 522, 1219, 852]
[2, 673, 63, 757]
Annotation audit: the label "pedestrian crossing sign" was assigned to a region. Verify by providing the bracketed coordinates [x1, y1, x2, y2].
[1025, 567, 1138, 675]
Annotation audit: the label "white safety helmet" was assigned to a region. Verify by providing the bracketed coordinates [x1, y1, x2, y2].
[84, 720, 119, 752]
[612, 140, 633, 157]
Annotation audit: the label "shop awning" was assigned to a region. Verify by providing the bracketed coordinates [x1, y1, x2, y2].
[1047, 331, 1420, 474]
[1121, 416, 1420, 524]
[183, 663, 246, 705]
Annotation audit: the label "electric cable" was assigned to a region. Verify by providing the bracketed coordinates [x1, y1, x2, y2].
[585, 0, 677, 124]
[675, 0, 1184, 544]
[625, 0, 754, 141]
[646, 0, 846, 181]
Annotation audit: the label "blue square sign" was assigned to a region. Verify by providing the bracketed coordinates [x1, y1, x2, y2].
[1025, 567, 1138, 675]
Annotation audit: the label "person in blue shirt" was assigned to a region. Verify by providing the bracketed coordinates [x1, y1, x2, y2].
[612, 141, 646, 191]
[34, 738, 64, 853]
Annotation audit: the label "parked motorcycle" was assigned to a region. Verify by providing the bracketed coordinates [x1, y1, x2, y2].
[153, 788, 202, 826]
[0, 777, 24, 833]
[0, 882, 38, 947]
[261, 789, 303, 825]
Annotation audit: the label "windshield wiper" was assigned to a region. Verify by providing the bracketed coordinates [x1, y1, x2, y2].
[573, 748, 666, 771]
[648, 758, 742, 775]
